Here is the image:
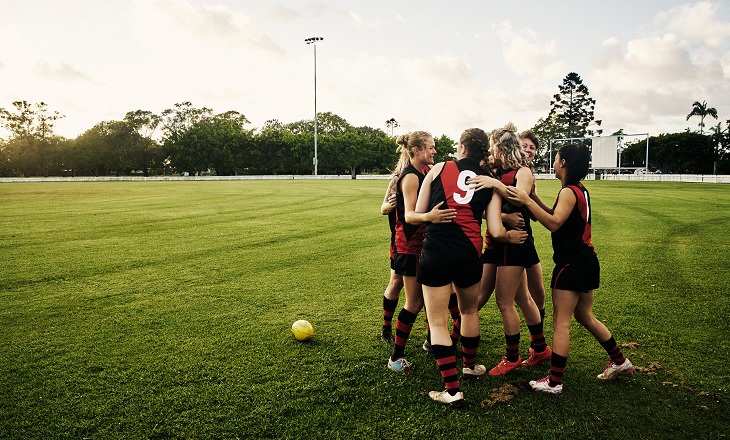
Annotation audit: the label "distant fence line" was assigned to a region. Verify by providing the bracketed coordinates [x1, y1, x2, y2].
[0, 174, 728, 183]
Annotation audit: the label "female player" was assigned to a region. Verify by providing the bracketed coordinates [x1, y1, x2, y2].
[406, 128, 507, 406]
[378, 148, 409, 343]
[506, 143, 634, 394]
[387, 131, 436, 374]
[483, 124, 551, 376]
[516, 130, 548, 324]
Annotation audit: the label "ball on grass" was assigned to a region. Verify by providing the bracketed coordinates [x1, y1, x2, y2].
[291, 319, 314, 341]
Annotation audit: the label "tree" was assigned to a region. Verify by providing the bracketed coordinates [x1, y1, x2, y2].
[709, 120, 730, 173]
[622, 132, 715, 174]
[548, 72, 602, 139]
[686, 100, 718, 134]
[433, 134, 456, 163]
[0, 101, 64, 176]
[529, 116, 563, 171]
[385, 118, 399, 137]
[124, 110, 162, 176]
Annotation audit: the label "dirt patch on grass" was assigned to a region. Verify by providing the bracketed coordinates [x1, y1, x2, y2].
[481, 383, 521, 407]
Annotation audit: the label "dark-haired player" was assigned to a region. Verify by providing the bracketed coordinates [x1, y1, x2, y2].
[507, 143, 634, 394]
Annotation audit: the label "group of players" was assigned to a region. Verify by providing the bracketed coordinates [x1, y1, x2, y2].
[378, 124, 634, 406]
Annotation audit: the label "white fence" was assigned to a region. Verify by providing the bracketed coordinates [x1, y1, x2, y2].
[0, 174, 728, 183]
[0, 175, 354, 183]
[598, 174, 730, 183]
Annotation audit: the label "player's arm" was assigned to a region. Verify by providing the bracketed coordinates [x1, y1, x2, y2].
[502, 212, 525, 229]
[507, 167, 534, 208]
[467, 175, 508, 198]
[380, 175, 398, 215]
[529, 181, 553, 214]
[405, 163, 456, 225]
[486, 192, 508, 241]
[507, 186, 575, 232]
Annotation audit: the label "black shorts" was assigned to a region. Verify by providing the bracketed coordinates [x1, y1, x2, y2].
[551, 255, 600, 292]
[393, 253, 418, 277]
[494, 240, 540, 267]
[481, 247, 501, 265]
[417, 250, 482, 288]
[390, 257, 396, 271]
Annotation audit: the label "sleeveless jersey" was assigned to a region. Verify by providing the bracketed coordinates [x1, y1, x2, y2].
[386, 175, 398, 259]
[423, 159, 493, 259]
[499, 166, 534, 238]
[551, 182, 596, 265]
[394, 163, 429, 255]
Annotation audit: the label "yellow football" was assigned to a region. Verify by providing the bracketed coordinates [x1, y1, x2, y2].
[291, 319, 314, 341]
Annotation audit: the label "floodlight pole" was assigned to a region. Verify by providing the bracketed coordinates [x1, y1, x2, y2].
[305, 37, 324, 175]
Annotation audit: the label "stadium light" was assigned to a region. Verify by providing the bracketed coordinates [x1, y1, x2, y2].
[305, 37, 324, 175]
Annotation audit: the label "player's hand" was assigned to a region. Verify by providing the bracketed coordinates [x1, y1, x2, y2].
[467, 175, 494, 191]
[506, 186, 531, 205]
[507, 230, 528, 244]
[386, 193, 396, 208]
[428, 201, 457, 223]
[504, 212, 524, 229]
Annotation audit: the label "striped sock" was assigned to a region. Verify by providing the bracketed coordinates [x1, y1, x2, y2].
[527, 322, 547, 353]
[448, 292, 461, 343]
[549, 352, 568, 386]
[461, 336, 480, 370]
[600, 336, 626, 365]
[432, 344, 460, 395]
[382, 297, 398, 331]
[391, 309, 417, 361]
[505, 333, 520, 362]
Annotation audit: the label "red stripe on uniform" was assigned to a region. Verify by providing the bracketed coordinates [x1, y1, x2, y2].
[553, 264, 570, 286]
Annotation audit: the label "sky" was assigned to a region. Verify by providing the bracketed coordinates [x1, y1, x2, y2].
[1, 0, 730, 143]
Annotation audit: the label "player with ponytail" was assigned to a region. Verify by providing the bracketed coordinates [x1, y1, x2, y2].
[386, 131, 436, 374]
[482, 123, 551, 376]
[405, 128, 508, 406]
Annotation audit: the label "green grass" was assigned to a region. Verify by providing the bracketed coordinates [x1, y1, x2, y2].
[1, 180, 728, 439]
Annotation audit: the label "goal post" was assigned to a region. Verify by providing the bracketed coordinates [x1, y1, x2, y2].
[547, 134, 650, 175]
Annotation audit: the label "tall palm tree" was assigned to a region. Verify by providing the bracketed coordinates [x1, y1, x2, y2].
[686, 100, 718, 134]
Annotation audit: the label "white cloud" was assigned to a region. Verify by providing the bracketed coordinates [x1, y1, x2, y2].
[583, 1, 730, 136]
[35, 62, 93, 82]
[493, 21, 562, 76]
[347, 10, 387, 28]
[657, 1, 730, 48]
[134, 0, 284, 55]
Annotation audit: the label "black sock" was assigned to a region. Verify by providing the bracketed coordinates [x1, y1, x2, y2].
[505, 333, 520, 362]
[382, 297, 398, 330]
[391, 308, 418, 361]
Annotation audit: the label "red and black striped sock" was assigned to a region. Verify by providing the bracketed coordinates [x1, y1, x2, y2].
[527, 322, 547, 353]
[461, 336, 480, 370]
[549, 352, 568, 386]
[448, 292, 461, 343]
[391, 309, 418, 361]
[382, 297, 398, 331]
[599, 336, 626, 365]
[432, 344, 460, 395]
[505, 333, 520, 362]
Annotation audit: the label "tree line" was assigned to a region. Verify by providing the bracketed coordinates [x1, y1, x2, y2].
[1, 73, 728, 177]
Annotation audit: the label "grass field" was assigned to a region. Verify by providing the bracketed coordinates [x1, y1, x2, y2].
[1, 180, 728, 439]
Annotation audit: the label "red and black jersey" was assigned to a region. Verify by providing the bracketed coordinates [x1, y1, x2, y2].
[394, 163, 429, 255]
[498, 166, 534, 238]
[551, 182, 596, 265]
[423, 159, 493, 259]
[388, 210, 396, 259]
